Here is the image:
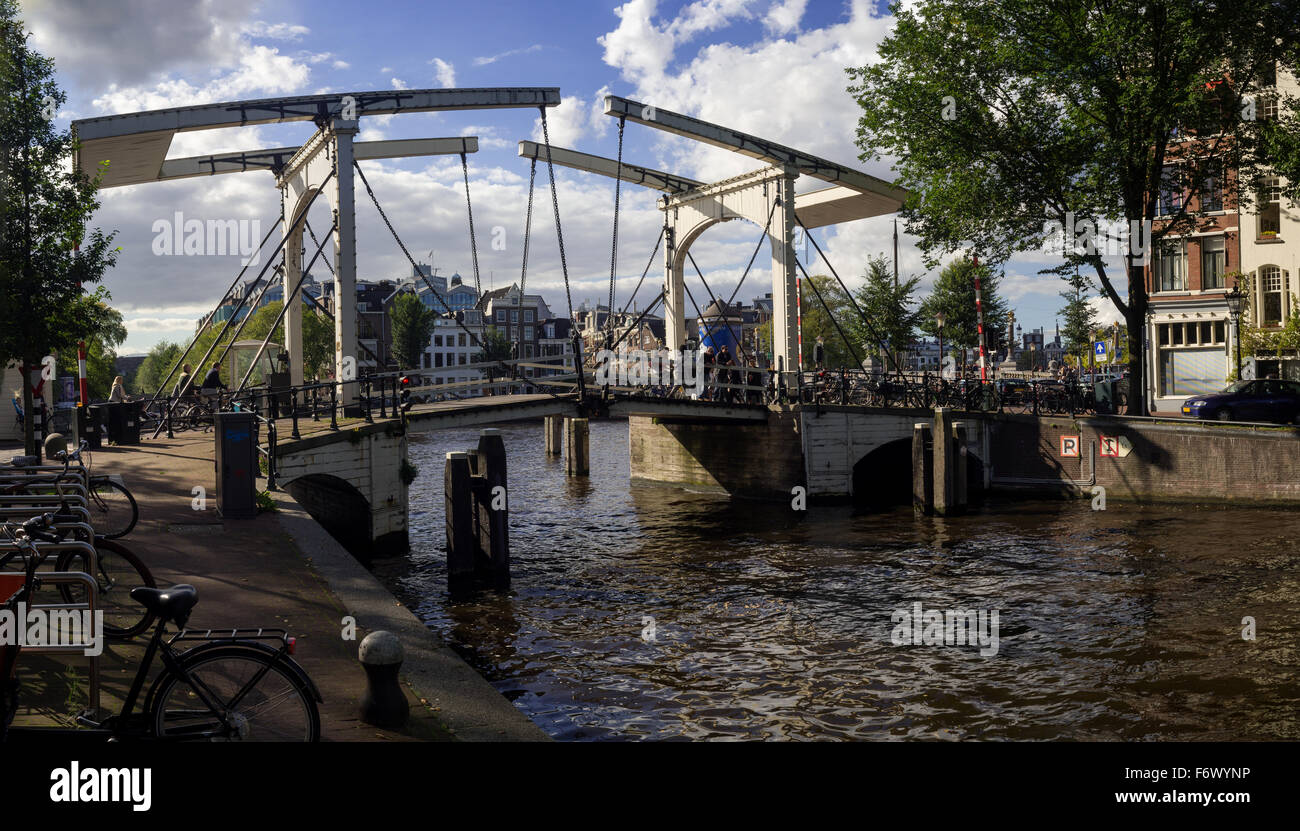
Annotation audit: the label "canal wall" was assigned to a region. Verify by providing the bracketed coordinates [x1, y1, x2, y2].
[631, 405, 1300, 505]
[628, 407, 805, 496]
[992, 415, 1300, 504]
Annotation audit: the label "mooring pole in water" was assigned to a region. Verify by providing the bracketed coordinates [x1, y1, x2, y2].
[445, 451, 476, 588]
[566, 417, 589, 476]
[474, 428, 510, 589]
[544, 414, 563, 455]
[932, 407, 956, 516]
[912, 422, 933, 515]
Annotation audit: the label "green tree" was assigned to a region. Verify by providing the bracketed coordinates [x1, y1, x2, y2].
[848, 0, 1297, 414]
[131, 340, 182, 396]
[178, 301, 335, 389]
[55, 304, 125, 399]
[480, 325, 512, 374]
[1055, 266, 1098, 365]
[389, 293, 435, 371]
[917, 256, 1009, 370]
[1, 2, 120, 453]
[850, 253, 922, 371]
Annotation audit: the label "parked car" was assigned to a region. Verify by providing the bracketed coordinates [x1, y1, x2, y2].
[1181, 379, 1300, 423]
[997, 378, 1031, 403]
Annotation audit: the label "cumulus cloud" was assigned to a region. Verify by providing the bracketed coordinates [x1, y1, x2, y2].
[21, 0, 260, 89]
[763, 0, 808, 35]
[430, 58, 456, 88]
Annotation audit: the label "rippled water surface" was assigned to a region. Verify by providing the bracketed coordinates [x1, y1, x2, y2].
[372, 419, 1300, 741]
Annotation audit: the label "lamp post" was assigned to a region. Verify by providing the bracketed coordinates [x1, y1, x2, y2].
[935, 311, 946, 377]
[1225, 287, 1244, 379]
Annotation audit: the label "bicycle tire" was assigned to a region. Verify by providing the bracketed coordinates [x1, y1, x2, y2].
[150, 645, 320, 741]
[56, 537, 156, 639]
[89, 478, 138, 539]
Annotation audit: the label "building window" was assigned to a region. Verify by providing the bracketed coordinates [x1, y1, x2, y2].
[496, 310, 506, 322]
[524, 310, 534, 323]
[434, 335, 443, 347]
[459, 333, 466, 347]
[1155, 239, 1186, 292]
[1201, 236, 1226, 289]
[1261, 265, 1284, 326]
[1200, 165, 1223, 212]
[434, 353, 443, 368]
[458, 353, 467, 365]
[1159, 165, 1184, 216]
[510, 310, 519, 323]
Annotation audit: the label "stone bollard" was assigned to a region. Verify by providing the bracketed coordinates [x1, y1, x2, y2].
[544, 414, 563, 456]
[359, 630, 409, 729]
[565, 417, 589, 476]
[43, 431, 68, 460]
[912, 422, 933, 515]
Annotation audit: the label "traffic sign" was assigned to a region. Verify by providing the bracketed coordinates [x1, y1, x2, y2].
[1060, 435, 1080, 457]
[1099, 435, 1119, 457]
[1094, 341, 1107, 358]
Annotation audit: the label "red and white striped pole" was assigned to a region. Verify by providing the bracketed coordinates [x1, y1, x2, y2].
[77, 340, 89, 406]
[973, 254, 988, 381]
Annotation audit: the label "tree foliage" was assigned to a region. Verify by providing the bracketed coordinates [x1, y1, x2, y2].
[389, 293, 436, 370]
[848, 0, 1298, 413]
[1, 1, 121, 451]
[849, 253, 923, 369]
[1054, 266, 1099, 364]
[917, 256, 1010, 367]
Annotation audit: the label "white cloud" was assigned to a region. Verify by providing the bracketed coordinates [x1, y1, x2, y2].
[242, 21, 310, 40]
[333, 60, 351, 70]
[391, 77, 409, 90]
[763, 0, 808, 35]
[473, 44, 544, 66]
[430, 58, 456, 88]
[91, 45, 313, 114]
[532, 95, 589, 147]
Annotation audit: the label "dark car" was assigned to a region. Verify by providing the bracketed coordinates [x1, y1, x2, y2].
[1181, 379, 1300, 424]
[997, 378, 1031, 403]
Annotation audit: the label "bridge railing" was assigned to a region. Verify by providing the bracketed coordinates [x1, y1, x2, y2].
[795, 368, 1105, 416]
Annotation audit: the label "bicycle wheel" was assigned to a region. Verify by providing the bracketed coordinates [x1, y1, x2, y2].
[88, 478, 138, 539]
[151, 646, 320, 741]
[57, 537, 156, 639]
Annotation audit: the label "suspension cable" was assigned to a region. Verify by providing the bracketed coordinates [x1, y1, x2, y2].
[608, 116, 626, 326]
[615, 225, 663, 321]
[461, 151, 483, 297]
[516, 157, 537, 372]
[352, 158, 485, 352]
[794, 214, 904, 377]
[538, 105, 584, 400]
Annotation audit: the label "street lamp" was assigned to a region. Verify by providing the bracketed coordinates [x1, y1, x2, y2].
[935, 311, 946, 377]
[1225, 286, 1245, 379]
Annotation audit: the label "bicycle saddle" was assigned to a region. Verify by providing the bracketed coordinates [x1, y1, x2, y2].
[8, 456, 38, 467]
[130, 584, 198, 626]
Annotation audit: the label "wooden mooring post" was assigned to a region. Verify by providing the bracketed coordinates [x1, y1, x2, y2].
[544, 414, 563, 456]
[444, 428, 510, 591]
[565, 417, 589, 476]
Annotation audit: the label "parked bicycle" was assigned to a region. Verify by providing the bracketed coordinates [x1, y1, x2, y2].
[2, 514, 321, 742]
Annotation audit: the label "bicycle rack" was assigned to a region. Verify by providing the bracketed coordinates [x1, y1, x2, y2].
[3, 569, 101, 715]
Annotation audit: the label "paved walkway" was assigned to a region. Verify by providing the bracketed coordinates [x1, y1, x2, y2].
[6, 433, 547, 741]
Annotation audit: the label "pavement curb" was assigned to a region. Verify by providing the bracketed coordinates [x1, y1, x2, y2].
[270, 490, 551, 742]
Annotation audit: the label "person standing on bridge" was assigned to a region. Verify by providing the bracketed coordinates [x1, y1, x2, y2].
[173, 363, 194, 399]
[201, 362, 225, 391]
[814, 335, 826, 370]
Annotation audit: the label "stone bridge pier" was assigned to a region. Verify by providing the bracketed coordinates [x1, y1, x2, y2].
[275, 422, 410, 557]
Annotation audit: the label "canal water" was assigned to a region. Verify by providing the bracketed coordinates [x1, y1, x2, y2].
[373, 419, 1300, 741]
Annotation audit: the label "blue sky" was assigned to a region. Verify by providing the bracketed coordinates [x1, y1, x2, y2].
[20, 0, 1116, 354]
